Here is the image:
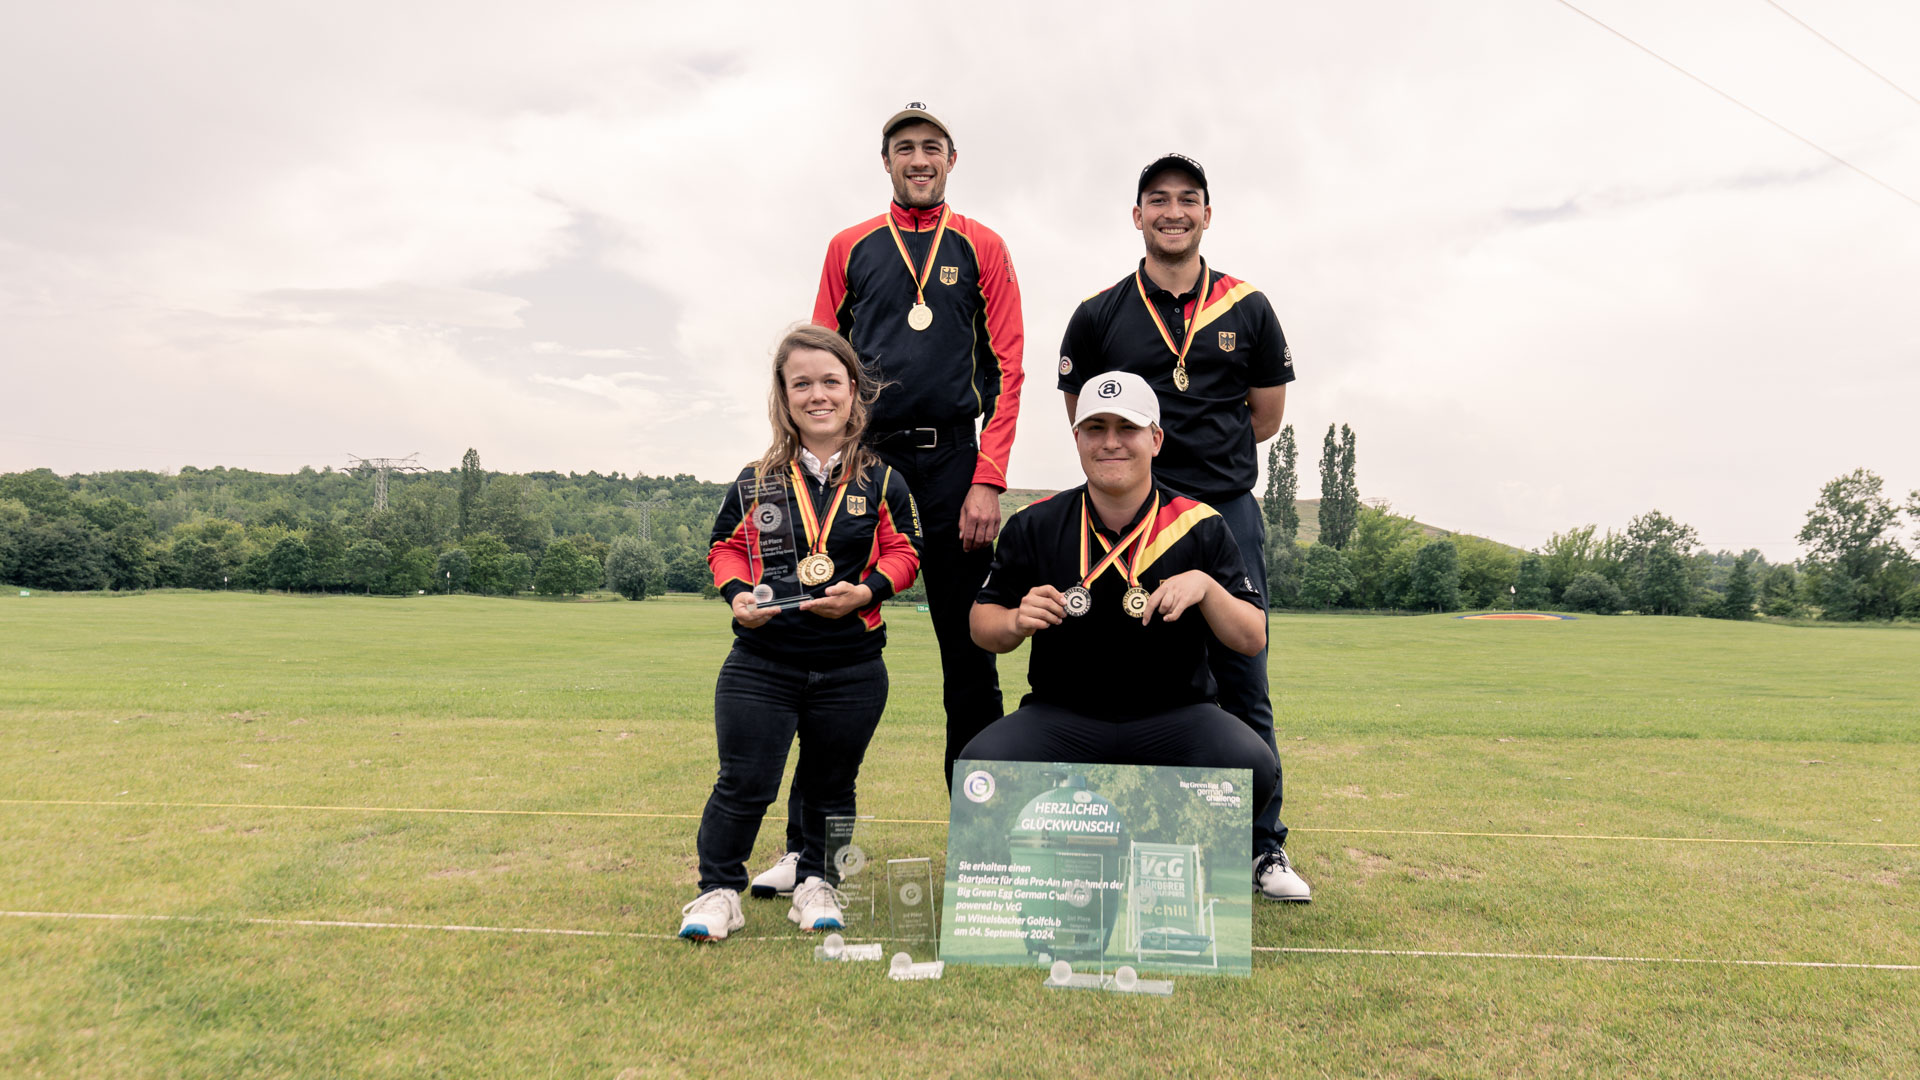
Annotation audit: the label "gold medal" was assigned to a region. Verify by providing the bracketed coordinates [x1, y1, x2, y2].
[798, 552, 835, 586]
[1137, 264, 1209, 393]
[787, 461, 851, 592]
[1122, 586, 1151, 619]
[886, 207, 951, 337]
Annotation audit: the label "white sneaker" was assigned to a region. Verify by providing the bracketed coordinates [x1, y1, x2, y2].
[750, 850, 800, 898]
[1254, 850, 1312, 903]
[788, 876, 846, 932]
[678, 888, 744, 942]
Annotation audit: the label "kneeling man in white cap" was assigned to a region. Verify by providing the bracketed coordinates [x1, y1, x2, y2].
[964, 371, 1289, 864]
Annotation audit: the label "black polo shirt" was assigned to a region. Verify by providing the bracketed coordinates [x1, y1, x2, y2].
[1057, 259, 1293, 504]
[977, 481, 1264, 721]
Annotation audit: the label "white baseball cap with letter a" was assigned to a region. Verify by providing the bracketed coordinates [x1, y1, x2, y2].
[1072, 371, 1161, 430]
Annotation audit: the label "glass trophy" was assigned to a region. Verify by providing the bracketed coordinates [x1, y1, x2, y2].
[738, 474, 807, 611]
[823, 814, 877, 937]
[1041, 851, 1172, 995]
[887, 857, 937, 962]
[1041, 851, 1107, 989]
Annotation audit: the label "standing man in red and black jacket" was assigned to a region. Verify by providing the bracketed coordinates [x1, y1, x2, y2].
[749, 102, 1024, 898]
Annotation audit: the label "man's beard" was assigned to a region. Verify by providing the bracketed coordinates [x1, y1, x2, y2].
[894, 176, 945, 208]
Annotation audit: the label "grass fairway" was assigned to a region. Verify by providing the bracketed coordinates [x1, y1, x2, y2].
[2, 592, 1916, 1078]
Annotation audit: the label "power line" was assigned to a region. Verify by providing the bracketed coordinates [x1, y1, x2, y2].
[1762, 0, 1920, 109]
[1551, 0, 1920, 211]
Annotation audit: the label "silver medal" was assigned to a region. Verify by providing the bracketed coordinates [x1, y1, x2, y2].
[1061, 585, 1092, 618]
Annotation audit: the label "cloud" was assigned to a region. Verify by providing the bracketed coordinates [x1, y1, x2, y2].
[2, 0, 1917, 562]
[251, 284, 530, 328]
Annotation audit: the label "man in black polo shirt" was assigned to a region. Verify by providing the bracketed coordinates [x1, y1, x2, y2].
[1056, 153, 1308, 902]
[965, 371, 1279, 820]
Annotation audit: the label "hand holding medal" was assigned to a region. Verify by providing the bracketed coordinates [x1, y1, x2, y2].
[1013, 584, 1071, 637]
[1135, 569, 1216, 626]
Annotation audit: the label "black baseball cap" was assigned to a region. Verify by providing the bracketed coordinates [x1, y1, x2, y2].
[1137, 153, 1209, 202]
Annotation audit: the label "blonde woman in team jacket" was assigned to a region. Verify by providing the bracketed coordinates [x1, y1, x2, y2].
[677, 324, 923, 942]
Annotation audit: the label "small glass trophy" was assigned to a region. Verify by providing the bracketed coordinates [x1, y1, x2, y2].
[1042, 851, 1107, 989]
[1040, 851, 1172, 995]
[738, 474, 807, 611]
[824, 815, 877, 936]
[888, 857, 937, 962]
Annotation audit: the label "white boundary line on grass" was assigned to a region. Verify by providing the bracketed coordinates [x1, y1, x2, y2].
[4, 910, 1915, 972]
[4, 798, 1915, 850]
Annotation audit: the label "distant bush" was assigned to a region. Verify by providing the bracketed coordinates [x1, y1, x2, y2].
[1562, 572, 1625, 614]
[605, 535, 665, 600]
[1299, 545, 1355, 608]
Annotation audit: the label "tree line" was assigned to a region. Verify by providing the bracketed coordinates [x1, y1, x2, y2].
[1260, 426, 1920, 621]
[0, 452, 765, 601]
[5, 441, 1915, 621]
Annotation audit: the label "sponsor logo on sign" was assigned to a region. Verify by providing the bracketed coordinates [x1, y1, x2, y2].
[1179, 777, 1244, 808]
[1139, 853, 1187, 879]
[1218, 331, 1236, 352]
[1058, 355, 1072, 376]
[846, 495, 867, 516]
[962, 770, 996, 803]
[1072, 790, 1093, 804]
[939, 265, 959, 286]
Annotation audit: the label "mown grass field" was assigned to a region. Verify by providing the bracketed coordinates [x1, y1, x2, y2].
[2, 592, 1916, 1078]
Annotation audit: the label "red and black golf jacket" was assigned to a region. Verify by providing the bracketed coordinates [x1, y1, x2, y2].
[813, 201, 1024, 490]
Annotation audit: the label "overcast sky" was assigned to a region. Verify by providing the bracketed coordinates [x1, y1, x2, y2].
[3, 0, 1916, 560]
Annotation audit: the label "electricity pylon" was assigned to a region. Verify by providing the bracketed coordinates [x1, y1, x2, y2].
[347, 453, 427, 511]
[624, 497, 674, 541]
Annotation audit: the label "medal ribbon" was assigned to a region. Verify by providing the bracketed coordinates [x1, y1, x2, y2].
[1134, 265, 1210, 380]
[788, 460, 851, 559]
[1076, 493, 1159, 591]
[885, 205, 953, 307]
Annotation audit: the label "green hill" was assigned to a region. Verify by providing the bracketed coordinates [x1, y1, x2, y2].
[1000, 490, 1521, 553]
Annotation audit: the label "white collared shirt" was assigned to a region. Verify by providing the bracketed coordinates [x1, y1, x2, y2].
[798, 446, 841, 483]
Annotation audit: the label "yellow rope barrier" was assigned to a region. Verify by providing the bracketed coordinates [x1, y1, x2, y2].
[3, 798, 1912, 848]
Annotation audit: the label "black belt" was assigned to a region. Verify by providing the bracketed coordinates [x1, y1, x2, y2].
[868, 424, 975, 450]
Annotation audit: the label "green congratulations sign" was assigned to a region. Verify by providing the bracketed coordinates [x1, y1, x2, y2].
[941, 760, 1253, 977]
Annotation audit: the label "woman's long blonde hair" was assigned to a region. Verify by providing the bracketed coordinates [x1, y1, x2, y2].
[752, 324, 884, 485]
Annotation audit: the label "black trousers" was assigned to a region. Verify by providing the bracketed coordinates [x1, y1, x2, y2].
[959, 700, 1279, 825]
[779, 430, 1004, 852]
[698, 647, 888, 893]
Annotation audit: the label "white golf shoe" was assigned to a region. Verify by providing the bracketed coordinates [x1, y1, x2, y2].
[788, 876, 846, 931]
[678, 888, 745, 942]
[750, 850, 800, 898]
[1254, 850, 1312, 903]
